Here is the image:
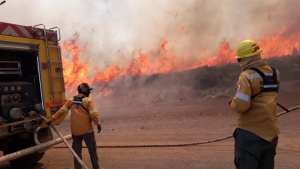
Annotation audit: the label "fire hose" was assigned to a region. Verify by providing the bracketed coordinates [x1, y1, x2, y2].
[0, 134, 72, 164]
[54, 104, 300, 149]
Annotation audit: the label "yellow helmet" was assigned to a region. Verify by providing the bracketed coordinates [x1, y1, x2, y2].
[236, 40, 261, 59]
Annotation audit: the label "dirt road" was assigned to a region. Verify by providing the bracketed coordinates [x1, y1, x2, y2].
[2, 103, 300, 169]
[1, 133, 299, 169]
[1, 81, 300, 169]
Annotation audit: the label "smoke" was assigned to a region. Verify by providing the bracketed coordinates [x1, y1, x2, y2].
[1, 0, 300, 112]
[1, 0, 300, 68]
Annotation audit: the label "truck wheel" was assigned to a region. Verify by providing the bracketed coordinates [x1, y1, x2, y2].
[4, 145, 44, 168]
[3, 134, 47, 168]
[9, 152, 44, 168]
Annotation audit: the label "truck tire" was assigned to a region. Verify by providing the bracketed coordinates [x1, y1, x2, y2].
[3, 141, 44, 168]
[9, 152, 45, 168]
[3, 130, 52, 168]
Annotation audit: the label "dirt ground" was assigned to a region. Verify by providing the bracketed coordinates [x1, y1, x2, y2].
[0, 81, 300, 169]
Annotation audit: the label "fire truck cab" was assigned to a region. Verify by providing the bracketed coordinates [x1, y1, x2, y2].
[0, 22, 65, 166]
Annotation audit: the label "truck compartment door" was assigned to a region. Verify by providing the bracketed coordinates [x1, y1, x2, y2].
[48, 45, 65, 111]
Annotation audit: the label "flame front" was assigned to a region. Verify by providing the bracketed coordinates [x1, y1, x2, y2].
[62, 30, 300, 96]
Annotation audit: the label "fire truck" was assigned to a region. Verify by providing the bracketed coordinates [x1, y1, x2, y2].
[0, 22, 65, 166]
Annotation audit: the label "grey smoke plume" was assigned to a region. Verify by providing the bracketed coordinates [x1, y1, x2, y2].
[0, 0, 299, 68]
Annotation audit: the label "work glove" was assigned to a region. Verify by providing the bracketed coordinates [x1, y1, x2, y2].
[97, 123, 102, 134]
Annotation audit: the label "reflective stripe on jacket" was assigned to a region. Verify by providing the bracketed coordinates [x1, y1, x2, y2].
[230, 61, 280, 142]
[52, 94, 100, 136]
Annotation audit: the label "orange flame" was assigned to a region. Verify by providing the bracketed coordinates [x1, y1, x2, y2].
[61, 39, 91, 95]
[62, 31, 300, 96]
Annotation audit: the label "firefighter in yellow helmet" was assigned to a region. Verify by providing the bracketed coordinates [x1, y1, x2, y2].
[229, 40, 280, 169]
[47, 83, 101, 169]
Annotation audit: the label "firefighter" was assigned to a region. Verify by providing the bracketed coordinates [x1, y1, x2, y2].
[229, 40, 280, 169]
[46, 83, 101, 169]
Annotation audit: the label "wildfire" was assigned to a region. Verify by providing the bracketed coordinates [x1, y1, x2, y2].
[61, 31, 300, 96]
[62, 38, 186, 96]
[61, 39, 91, 95]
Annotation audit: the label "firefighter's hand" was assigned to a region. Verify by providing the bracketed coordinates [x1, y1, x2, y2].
[40, 118, 52, 128]
[228, 99, 232, 106]
[97, 124, 102, 134]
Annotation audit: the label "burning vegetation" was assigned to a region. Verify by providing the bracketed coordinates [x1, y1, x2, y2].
[61, 29, 300, 97]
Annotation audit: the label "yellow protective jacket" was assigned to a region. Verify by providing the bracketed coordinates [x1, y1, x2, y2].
[51, 94, 100, 136]
[230, 58, 280, 142]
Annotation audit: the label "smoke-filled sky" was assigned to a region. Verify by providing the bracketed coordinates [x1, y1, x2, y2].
[1, 0, 300, 68]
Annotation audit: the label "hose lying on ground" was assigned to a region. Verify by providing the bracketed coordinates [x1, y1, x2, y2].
[53, 105, 300, 149]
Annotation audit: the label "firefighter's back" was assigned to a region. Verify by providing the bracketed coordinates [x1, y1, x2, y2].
[238, 64, 279, 142]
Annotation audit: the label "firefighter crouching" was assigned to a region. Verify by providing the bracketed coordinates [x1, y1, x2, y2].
[229, 40, 280, 169]
[46, 83, 102, 169]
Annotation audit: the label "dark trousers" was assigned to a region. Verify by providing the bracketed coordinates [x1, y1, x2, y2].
[233, 128, 278, 169]
[72, 132, 100, 169]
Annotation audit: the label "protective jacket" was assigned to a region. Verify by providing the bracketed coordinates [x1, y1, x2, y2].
[230, 57, 280, 142]
[51, 94, 100, 136]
